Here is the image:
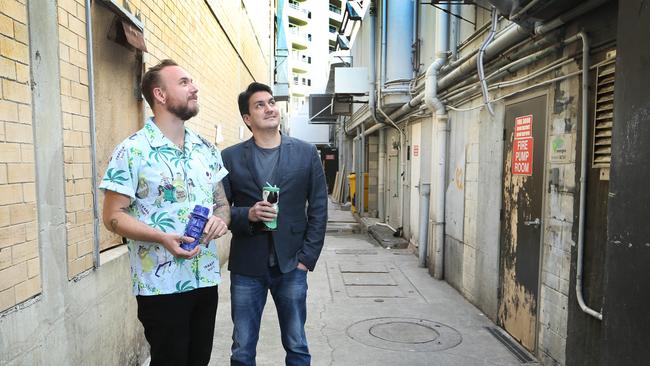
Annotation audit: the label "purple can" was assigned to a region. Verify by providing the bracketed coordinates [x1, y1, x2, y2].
[180, 205, 210, 251]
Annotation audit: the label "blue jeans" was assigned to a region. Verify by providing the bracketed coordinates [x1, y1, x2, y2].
[230, 266, 310, 366]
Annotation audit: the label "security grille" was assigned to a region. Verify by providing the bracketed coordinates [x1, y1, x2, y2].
[592, 51, 616, 168]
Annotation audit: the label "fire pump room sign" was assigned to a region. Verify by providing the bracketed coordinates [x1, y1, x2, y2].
[512, 115, 533, 176]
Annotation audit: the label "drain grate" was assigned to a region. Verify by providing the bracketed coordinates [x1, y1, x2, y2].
[485, 327, 536, 363]
[335, 249, 378, 255]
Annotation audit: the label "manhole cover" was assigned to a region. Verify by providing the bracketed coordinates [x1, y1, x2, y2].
[346, 317, 462, 352]
[370, 322, 439, 344]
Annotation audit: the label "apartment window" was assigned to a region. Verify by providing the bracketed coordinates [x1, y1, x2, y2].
[308, 56, 312, 64]
[307, 34, 312, 42]
[307, 79, 311, 86]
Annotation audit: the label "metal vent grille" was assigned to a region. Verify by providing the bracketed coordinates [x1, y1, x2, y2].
[592, 51, 616, 168]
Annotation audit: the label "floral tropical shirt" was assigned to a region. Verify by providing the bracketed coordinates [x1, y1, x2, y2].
[99, 118, 228, 296]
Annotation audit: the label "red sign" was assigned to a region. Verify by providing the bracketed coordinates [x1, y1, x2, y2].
[512, 137, 533, 176]
[515, 115, 533, 139]
[325, 154, 335, 160]
[413, 145, 419, 157]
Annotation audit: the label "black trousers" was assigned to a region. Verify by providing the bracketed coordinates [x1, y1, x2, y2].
[136, 286, 219, 366]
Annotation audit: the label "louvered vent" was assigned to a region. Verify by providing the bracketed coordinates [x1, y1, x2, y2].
[592, 51, 616, 168]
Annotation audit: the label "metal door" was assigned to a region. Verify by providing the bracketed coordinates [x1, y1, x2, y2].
[498, 94, 547, 352]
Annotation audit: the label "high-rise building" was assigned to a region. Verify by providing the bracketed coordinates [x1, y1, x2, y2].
[274, 0, 346, 145]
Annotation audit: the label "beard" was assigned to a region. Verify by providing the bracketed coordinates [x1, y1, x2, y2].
[168, 100, 199, 121]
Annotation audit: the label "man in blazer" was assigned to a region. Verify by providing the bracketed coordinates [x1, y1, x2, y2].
[221, 82, 327, 366]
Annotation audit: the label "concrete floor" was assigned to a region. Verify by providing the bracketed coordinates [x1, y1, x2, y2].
[208, 203, 539, 365]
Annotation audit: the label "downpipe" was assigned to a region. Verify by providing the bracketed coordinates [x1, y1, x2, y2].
[433, 114, 448, 279]
[477, 6, 498, 116]
[422, 4, 449, 277]
[418, 183, 430, 267]
[573, 31, 603, 321]
[85, 0, 100, 268]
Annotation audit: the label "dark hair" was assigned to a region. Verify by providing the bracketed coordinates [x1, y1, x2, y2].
[141, 59, 179, 108]
[237, 82, 273, 116]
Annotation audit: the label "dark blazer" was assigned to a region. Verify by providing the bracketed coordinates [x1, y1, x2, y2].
[222, 135, 328, 276]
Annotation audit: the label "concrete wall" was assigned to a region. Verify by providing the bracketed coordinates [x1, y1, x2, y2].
[0, 0, 272, 364]
[602, 1, 650, 364]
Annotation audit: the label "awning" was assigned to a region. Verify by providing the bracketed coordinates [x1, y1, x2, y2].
[98, 0, 147, 52]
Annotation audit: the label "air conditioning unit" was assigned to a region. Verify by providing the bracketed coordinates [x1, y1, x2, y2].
[334, 67, 369, 95]
[309, 94, 337, 124]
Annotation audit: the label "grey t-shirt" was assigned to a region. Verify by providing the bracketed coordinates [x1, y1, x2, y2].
[252, 143, 280, 267]
[253, 144, 280, 187]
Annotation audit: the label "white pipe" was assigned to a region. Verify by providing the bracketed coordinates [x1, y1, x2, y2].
[433, 114, 448, 279]
[418, 183, 430, 267]
[573, 31, 603, 321]
[378, 128, 386, 220]
[85, 0, 100, 268]
[450, 2, 461, 60]
[422, 5, 449, 277]
[386, 0, 608, 126]
[477, 6, 498, 116]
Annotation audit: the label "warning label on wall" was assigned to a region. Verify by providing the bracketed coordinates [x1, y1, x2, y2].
[514, 115, 533, 139]
[512, 137, 533, 176]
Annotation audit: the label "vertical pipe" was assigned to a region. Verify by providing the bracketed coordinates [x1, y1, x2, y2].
[412, 0, 419, 80]
[450, 2, 461, 60]
[436, 2, 450, 58]
[378, 129, 386, 220]
[360, 123, 365, 215]
[433, 115, 448, 279]
[380, 0, 387, 87]
[477, 6, 498, 116]
[418, 183, 430, 267]
[574, 32, 603, 320]
[84, 0, 100, 267]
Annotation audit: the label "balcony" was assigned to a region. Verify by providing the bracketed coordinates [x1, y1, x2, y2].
[291, 54, 310, 74]
[288, 27, 309, 50]
[291, 83, 306, 97]
[288, 2, 309, 26]
[329, 4, 343, 22]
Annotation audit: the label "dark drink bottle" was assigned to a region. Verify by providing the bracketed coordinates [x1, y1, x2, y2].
[180, 205, 210, 251]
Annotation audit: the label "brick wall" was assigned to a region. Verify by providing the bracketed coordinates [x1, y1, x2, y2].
[57, 0, 94, 279]
[0, 0, 40, 312]
[56, 0, 270, 278]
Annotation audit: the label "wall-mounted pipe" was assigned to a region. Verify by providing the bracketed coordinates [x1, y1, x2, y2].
[450, 2, 461, 60]
[477, 6, 498, 116]
[418, 183, 430, 267]
[378, 129, 386, 220]
[572, 31, 603, 321]
[84, 0, 100, 268]
[422, 5, 449, 277]
[385, 0, 609, 126]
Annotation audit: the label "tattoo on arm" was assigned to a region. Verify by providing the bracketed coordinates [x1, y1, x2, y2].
[109, 218, 119, 233]
[213, 182, 231, 224]
[108, 206, 129, 233]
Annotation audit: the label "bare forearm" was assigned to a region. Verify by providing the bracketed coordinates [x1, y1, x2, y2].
[105, 211, 165, 244]
[213, 181, 231, 225]
[102, 190, 165, 244]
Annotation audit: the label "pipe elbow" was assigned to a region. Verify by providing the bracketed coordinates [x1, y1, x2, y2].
[424, 58, 446, 114]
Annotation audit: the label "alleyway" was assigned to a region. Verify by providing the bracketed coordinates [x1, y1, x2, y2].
[208, 202, 539, 366]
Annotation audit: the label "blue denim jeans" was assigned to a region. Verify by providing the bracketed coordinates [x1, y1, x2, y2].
[230, 266, 310, 366]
